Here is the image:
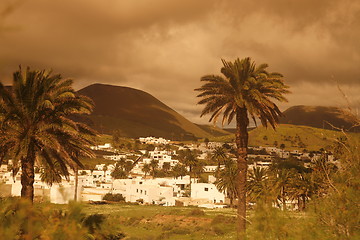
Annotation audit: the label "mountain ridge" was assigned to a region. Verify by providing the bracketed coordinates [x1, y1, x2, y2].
[280, 105, 359, 132]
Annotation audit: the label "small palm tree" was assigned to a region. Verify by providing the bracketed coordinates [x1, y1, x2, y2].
[149, 159, 159, 178]
[179, 149, 200, 193]
[214, 160, 238, 207]
[270, 168, 296, 210]
[162, 162, 171, 173]
[211, 146, 228, 168]
[172, 163, 187, 179]
[247, 167, 272, 203]
[142, 163, 151, 179]
[0, 67, 95, 202]
[195, 57, 290, 233]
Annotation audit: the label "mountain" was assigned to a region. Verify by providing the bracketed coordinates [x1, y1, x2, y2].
[280, 105, 359, 132]
[77, 84, 212, 140]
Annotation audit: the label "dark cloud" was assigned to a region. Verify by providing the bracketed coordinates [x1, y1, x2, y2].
[0, 0, 359, 125]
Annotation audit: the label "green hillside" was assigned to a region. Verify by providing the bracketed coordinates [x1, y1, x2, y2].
[212, 124, 359, 151]
[195, 124, 232, 137]
[77, 84, 211, 140]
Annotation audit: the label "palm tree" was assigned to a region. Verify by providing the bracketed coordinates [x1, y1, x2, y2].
[149, 159, 159, 178]
[0, 67, 95, 202]
[162, 162, 171, 173]
[270, 168, 296, 210]
[172, 163, 187, 179]
[214, 160, 238, 207]
[40, 162, 63, 186]
[179, 149, 199, 193]
[247, 167, 273, 204]
[142, 163, 151, 179]
[195, 57, 290, 234]
[211, 146, 228, 168]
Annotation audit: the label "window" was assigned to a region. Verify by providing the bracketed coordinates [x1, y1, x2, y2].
[204, 188, 208, 191]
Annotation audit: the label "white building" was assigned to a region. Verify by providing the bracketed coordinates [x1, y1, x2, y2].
[103, 154, 126, 161]
[139, 137, 170, 145]
[191, 183, 225, 204]
[91, 143, 113, 151]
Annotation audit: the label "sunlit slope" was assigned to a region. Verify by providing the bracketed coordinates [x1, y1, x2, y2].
[195, 124, 233, 137]
[212, 124, 359, 151]
[77, 84, 211, 139]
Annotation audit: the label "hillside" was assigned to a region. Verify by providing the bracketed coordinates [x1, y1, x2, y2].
[280, 105, 359, 132]
[77, 84, 211, 140]
[195, 124, 232, 137]
[212, 124, 359, 151]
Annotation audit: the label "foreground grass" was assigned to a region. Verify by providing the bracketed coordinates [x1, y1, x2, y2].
[53, 203, 238, 240]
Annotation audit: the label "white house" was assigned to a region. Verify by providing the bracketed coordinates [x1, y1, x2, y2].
[139, 137, 170, 145]
[104, 154, 126, 161]
[112, 178, 175, 206]
[191, 183, 225, 204]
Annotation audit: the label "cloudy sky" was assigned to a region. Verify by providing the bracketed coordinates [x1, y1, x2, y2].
[0, 0, 359, 125]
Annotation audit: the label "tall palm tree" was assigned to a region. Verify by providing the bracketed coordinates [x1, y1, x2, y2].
[195, 57, 290, 234]
[0, 67, 95, 202]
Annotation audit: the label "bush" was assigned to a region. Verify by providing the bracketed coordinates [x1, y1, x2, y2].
[169, 227, 191, 235]
[103, 193, 125, 202]
[188, 208, 205, 216]
[0, 199, 125, 240]
[125, 216, 143, 226]
[211, 214, 236, 225]
[212, 225, 225, 235]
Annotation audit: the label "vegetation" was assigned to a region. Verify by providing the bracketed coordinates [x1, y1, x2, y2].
[103, 193, 125, 202]
[214, 160, 238, 207]
[0, 67, 95, 202]
[196, 57, 290, 234]
[0, 199, 125, 240]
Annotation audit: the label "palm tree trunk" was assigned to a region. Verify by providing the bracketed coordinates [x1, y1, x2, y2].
[21, 145, 35, 202]
[302, 195, 306, 211]
[235, 108, 249, 237]
[74, 166, 78, 201]
[189, 166, 192, 197]
[282, 186, 286, 210]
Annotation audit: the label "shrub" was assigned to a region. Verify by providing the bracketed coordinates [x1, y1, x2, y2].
[125, 216, 143, 226]
[212, 225, 225, 235]
[103, 193, 125, 202]
[0, 198, 125, 240]
[188, 208, 205, 216]
[169, 227, 191, 235]
[211, 214, 236, 225]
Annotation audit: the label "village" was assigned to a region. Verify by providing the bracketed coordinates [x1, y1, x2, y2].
[0, 136, 334, 208]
